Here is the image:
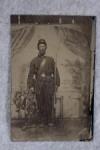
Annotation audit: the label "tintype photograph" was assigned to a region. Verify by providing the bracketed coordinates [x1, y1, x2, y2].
[11, 15, 95, 141]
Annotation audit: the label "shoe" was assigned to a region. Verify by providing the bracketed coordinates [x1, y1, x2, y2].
[21, 125, 28, 131]
[31, 124, 37, 128]
[48, 122, 54, 127]
[39, 123, 45, 128]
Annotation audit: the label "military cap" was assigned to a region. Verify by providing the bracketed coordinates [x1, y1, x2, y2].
[37, 39, 47, 48]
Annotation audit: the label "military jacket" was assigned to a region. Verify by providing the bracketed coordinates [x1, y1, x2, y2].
[27, 55, 60, 93]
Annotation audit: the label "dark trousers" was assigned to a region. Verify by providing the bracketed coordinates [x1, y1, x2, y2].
[36, 80, 54, 124]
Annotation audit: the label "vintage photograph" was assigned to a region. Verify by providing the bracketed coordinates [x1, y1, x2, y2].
[11, 15, 95, 141]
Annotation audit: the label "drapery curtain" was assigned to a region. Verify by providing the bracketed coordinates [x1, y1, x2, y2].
[11, 25, 35, 57]
[54, 26, 91, 118]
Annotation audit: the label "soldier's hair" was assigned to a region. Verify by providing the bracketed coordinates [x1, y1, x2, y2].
[37, 39, 47, 49]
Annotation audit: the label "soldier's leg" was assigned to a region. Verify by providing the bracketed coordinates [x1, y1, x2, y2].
[44, 86, 54, 124]
[48, 94, 54, 123]
[36, 92, 45, 124]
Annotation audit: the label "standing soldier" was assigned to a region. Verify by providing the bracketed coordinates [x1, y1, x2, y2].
[27, 39, 60, 127]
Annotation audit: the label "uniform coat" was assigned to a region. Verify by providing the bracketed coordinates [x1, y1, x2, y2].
[27, 55, 60, 124]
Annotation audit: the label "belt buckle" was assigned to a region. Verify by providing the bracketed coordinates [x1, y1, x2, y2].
[33, 74, 36, 79]
[51, 73, 54, 78]
[41, 73, 46, 78]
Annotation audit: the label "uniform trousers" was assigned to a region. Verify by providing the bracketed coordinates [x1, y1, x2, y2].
[36, 77, 55, 124]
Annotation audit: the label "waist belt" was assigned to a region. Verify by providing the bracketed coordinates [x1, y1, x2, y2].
[41, 73, 54, 78]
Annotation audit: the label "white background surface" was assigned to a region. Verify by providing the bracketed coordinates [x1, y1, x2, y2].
[0, 0, 99, 149]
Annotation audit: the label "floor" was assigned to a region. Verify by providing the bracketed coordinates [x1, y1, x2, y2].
[11, 118, 91, 141]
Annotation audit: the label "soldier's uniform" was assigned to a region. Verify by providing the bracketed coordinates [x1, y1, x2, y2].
[27, 43, 60, 125]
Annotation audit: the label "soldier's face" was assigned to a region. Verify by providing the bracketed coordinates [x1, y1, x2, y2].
[38, 43, 46, 56]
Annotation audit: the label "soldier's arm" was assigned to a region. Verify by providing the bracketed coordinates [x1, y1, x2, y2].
[27, 60, 35, 89]
[52, 58, 60, 87]
[55, 67, 60, 87]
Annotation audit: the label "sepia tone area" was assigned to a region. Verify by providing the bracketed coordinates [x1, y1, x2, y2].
[11, 16, 95, 141]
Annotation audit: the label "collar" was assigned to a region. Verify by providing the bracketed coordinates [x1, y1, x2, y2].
[38, 54, 46, 58]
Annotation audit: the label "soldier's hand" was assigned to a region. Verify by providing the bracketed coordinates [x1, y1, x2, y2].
[56, 86, 58, 92]
[30, 87, 34, 92]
